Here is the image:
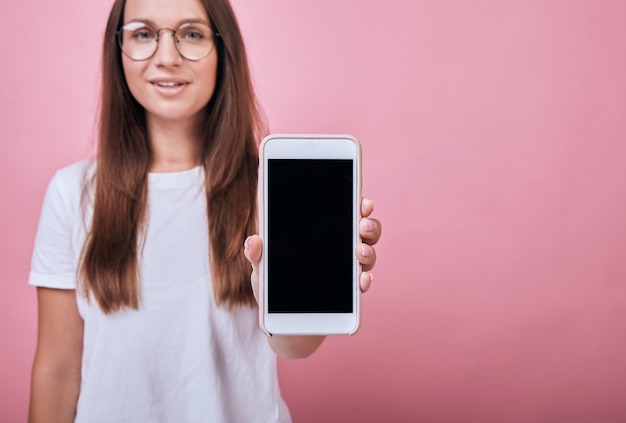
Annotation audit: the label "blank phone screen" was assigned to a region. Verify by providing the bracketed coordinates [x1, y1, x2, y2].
[267, 159, 354, 313]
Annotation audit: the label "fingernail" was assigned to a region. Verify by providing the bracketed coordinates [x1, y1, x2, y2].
[360, 244, 372, 257]
[244, 236, 250, 252]
[362, 219, 376, 232]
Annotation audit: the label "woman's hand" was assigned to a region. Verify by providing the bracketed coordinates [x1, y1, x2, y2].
[244, 197, 382, 359]
[355, 197, 381, 293]
[244, 197, 382, 303]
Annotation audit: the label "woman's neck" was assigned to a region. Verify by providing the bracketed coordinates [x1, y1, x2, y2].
[147, 115, 203, 173]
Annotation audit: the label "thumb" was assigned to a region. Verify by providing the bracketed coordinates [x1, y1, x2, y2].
[244, 235, 263, 302]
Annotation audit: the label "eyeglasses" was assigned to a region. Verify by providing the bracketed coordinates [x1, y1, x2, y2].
[117, 21, 218, 61]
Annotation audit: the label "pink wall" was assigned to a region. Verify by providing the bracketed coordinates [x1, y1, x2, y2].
[2, 0, 625, 422]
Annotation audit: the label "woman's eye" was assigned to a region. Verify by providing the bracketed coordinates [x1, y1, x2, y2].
[182, 31, 204, 40]
[134, 30, 155, 40]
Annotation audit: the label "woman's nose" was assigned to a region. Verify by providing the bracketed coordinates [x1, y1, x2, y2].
[152, 29, 183, 65]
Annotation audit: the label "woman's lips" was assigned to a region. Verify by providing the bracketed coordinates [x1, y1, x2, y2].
[150, 79, 188, 97]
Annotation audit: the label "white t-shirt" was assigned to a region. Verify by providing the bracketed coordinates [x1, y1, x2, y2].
[29, 161, 291, 423]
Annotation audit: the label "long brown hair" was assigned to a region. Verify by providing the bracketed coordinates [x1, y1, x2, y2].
[80, 0, 263, 313]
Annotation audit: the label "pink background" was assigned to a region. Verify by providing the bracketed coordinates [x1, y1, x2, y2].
[2, 0, 625, 422]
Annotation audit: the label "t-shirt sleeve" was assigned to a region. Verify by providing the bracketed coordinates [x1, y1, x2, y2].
[29, 170, 79, 290]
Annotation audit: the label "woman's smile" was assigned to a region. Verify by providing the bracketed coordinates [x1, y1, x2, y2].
[149, 77, 189, 96]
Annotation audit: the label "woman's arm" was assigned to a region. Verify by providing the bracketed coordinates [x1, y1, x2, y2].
[29, 287, 84, 423]
[245, 198, 382, 359]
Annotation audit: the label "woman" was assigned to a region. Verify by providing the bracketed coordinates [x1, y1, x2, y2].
[28, 0, 381, 421]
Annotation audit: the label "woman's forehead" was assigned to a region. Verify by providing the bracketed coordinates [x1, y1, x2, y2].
[123, 0, 209, 25]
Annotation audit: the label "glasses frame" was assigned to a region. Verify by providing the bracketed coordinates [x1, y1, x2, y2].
[116, 21, 220, 62]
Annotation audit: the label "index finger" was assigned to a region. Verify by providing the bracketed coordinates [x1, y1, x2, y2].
[361, 197, 375, 218]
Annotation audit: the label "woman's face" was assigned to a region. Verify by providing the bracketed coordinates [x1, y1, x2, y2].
[121, 0, 218, 129]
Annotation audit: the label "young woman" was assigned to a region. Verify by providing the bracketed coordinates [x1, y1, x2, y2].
[28, 0, 381, 421]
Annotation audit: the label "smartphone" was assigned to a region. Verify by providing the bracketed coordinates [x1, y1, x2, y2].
[258, 134, 362, 336]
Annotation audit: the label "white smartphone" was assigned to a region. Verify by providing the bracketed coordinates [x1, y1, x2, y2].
[258, 134, 362, 336]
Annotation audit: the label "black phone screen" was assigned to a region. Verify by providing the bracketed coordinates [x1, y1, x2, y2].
[267, 159, 354, 313]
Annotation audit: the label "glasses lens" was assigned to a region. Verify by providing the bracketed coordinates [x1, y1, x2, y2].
[175, 22, 215, 61]
[118, 22, 157, 61]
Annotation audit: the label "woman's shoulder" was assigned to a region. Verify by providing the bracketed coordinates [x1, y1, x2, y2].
[46, 159, 96, 202]
[51, 159, 95, 187]
[54, 159, 96, 180]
